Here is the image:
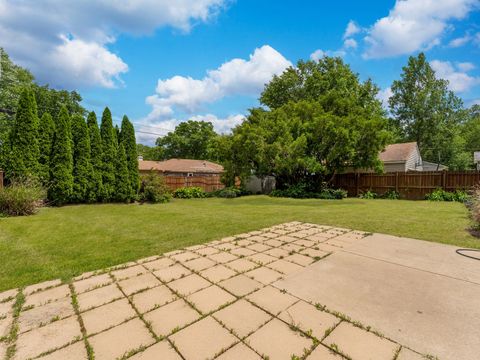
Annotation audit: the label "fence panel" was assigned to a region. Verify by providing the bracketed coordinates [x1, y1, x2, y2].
[333, 171, 480, 200]
[163, 175, 225, 193]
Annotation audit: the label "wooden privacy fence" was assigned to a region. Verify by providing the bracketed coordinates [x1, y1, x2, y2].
[164, 175, 225, 193]
[333, 171, 480, 200]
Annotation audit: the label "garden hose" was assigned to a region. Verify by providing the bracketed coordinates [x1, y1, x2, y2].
[456, 249, 480, 261]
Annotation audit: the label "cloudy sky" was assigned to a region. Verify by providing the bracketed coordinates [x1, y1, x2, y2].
[1, 0, 479, 143]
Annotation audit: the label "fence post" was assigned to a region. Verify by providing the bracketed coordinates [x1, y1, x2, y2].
[355, 173, 360, 197]
[395, 172, 399, 193]
[441, 171, 446, 190]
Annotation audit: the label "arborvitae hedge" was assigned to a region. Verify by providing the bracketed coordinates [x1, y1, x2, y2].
[9, 87, 40, 178]
[100, 107, 117, 201]
[119, 115, 139, 196]
[48, 106, 73, 205]
[71, 114, 94, 203]
[86, 112, 103, 201]
[38, 112, 55, 184]
[115, 143, 132, 202]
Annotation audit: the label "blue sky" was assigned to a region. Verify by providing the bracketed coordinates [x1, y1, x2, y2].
[1, 0, 479, 144]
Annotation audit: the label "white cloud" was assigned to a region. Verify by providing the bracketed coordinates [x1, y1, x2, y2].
[377, 87, 393, 108]
[362, 0, 478, 58]
[310, 49, 346, 61]
[449, 31, 480, 47]
[431, 60, 480, 92]
[135, 114, 245, 144]
[145, 45, 291, 119]
[457, 62, 476, 72]
[344, 20, 361, 39]
[343, 38, 358, 49]
[0, 0, 226, 88]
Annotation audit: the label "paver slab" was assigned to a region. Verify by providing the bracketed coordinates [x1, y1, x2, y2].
[154, 264, 191, 282]
[0, 315, 13, 337]
[73, 273, 112, 294]
[200, 264, 236, 283]
[247, 286, 298, 315]
[131, 285, 177, 313]
[396, 348, 425, 360]
[184, 257, 216, 272]
[323, 322, 398, 360]
[246, 319, 313, 360]
[142, 257, 175, 271]
[268, 259, 304, 275]
[215, 342, 261, 359]
[168, 274, 211, 296]
[218, 275, 262, 297]
[77, 284, 124, 312]
[225, 258, 258, 273]
[82, 298, 136, 335]
[23, 285, 70, 308]
[23, 280, 62, 296]
[111, 265, 147, 280]
[37, 341, 87, 360]
[245, 267, 283, 285]
[213, 299, 271, 338]
[278, 300, 339, 340]
[307, 345, 341, 359]
[129, 341, 182, 360]
[89, 318, 155, 360]
[18, 297, 74, 333]
[14, 316, 82, 360]
[144, 299, 200, 337]
[170, 316, 237, 360]
[0, 288, 17, 302]
[118, 273, 161, 295]
[187, 285, 235, 314]
[208, 251, 238, 264]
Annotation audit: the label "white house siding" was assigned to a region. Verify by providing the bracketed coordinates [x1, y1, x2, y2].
[383, 162, 407, 172]
[405, 146, 422, 171]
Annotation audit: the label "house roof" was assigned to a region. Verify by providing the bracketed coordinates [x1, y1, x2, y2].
[139, 159, 224, 173]
[379, 142, 418, 163]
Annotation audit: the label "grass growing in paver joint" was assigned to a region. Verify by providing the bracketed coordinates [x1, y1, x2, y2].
[0, 196, 478, 291]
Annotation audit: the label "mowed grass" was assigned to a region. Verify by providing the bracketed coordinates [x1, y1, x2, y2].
[0, 196, 478, 291]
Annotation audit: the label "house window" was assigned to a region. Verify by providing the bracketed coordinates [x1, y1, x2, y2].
[187, 173, 194, 177]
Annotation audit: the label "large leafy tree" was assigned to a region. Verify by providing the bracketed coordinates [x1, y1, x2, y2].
[119, 115, 139, 196]
[100, 107, 117, 201]
[38, 112, 55, 183]
[71, 114, 94, 202]
[136, 144, 164, 161]
[6, 87, 40, 179]
[86, 112, 103, 201]
[48, 106, 73, 205]
[156, 120, 218, 160]
[389, 53, 467, 167]
[462, 105, 480, 155]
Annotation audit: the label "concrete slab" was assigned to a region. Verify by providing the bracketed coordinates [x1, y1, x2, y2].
[276, 250, 480, 360]
[37, 341, 87, 360]
[129, 341, 182, 360]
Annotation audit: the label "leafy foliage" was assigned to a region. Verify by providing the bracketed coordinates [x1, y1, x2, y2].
[114, 144, 133, 202]
[119, 115, 139, 196]
[38, 112, 55, 183]
[48, 106, 73, 205]
[270, 183, 347, 199]
[100, 107, 117, 201]
[139, 172, 171, 203]
[425, 189, 469, 202]
[173, 187, 206, 199]
[389, 53, 469, 169]
[156, 120, 218, 160]
[86, 112, 103, 201]
[359, 190, 378, 199]
[136, 144, 164, 161]
[0, 178, 46, 216]
[71, 114, 94, 203]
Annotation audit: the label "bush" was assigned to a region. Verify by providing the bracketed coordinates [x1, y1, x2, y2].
[382, 190, 400, 200]
[173, 187, 206, 199]
[139, 172, 171, 204]
[0, 178, 46, 216]
[359, 190, 378, 199]
[425, 189, 468, 202]
[270, 184, 347, 200]
[217, 187, 241, 198]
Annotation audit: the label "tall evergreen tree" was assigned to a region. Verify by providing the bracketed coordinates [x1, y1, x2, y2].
[100, 107, 117, 201]
[71, 115, 94, 202]
[86, 112, 103, 201]
[38, 112, 55, 183]
[114, 143, 131, 202]
[8, 87, 40, 178]
[48, 106, 73, 205]
[119, 115, 139, 196]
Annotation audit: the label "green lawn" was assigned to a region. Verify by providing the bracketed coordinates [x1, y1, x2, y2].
[0, 196, 477, 291]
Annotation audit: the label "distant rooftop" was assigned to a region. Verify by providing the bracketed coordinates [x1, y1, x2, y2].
[379, 142, 418, 163]
[138, 159, 224, 173]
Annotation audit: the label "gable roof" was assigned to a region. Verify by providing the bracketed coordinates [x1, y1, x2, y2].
[379, 142, 418, 163]
[139, 159, 224, 173]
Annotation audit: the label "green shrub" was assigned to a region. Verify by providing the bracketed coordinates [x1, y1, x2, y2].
[173, 187, 206, 199]
[0, 178, 46, 216]
[382, 190, 400, 200]
[139, 172, 171, 203]
[426, 189, 468, 202]
[359, 190, 378, 199]
[270, 184, 347, 200]
[217, 187, 241, 198]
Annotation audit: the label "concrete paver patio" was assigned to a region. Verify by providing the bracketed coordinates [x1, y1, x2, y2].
[0, 222, 477, 359]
